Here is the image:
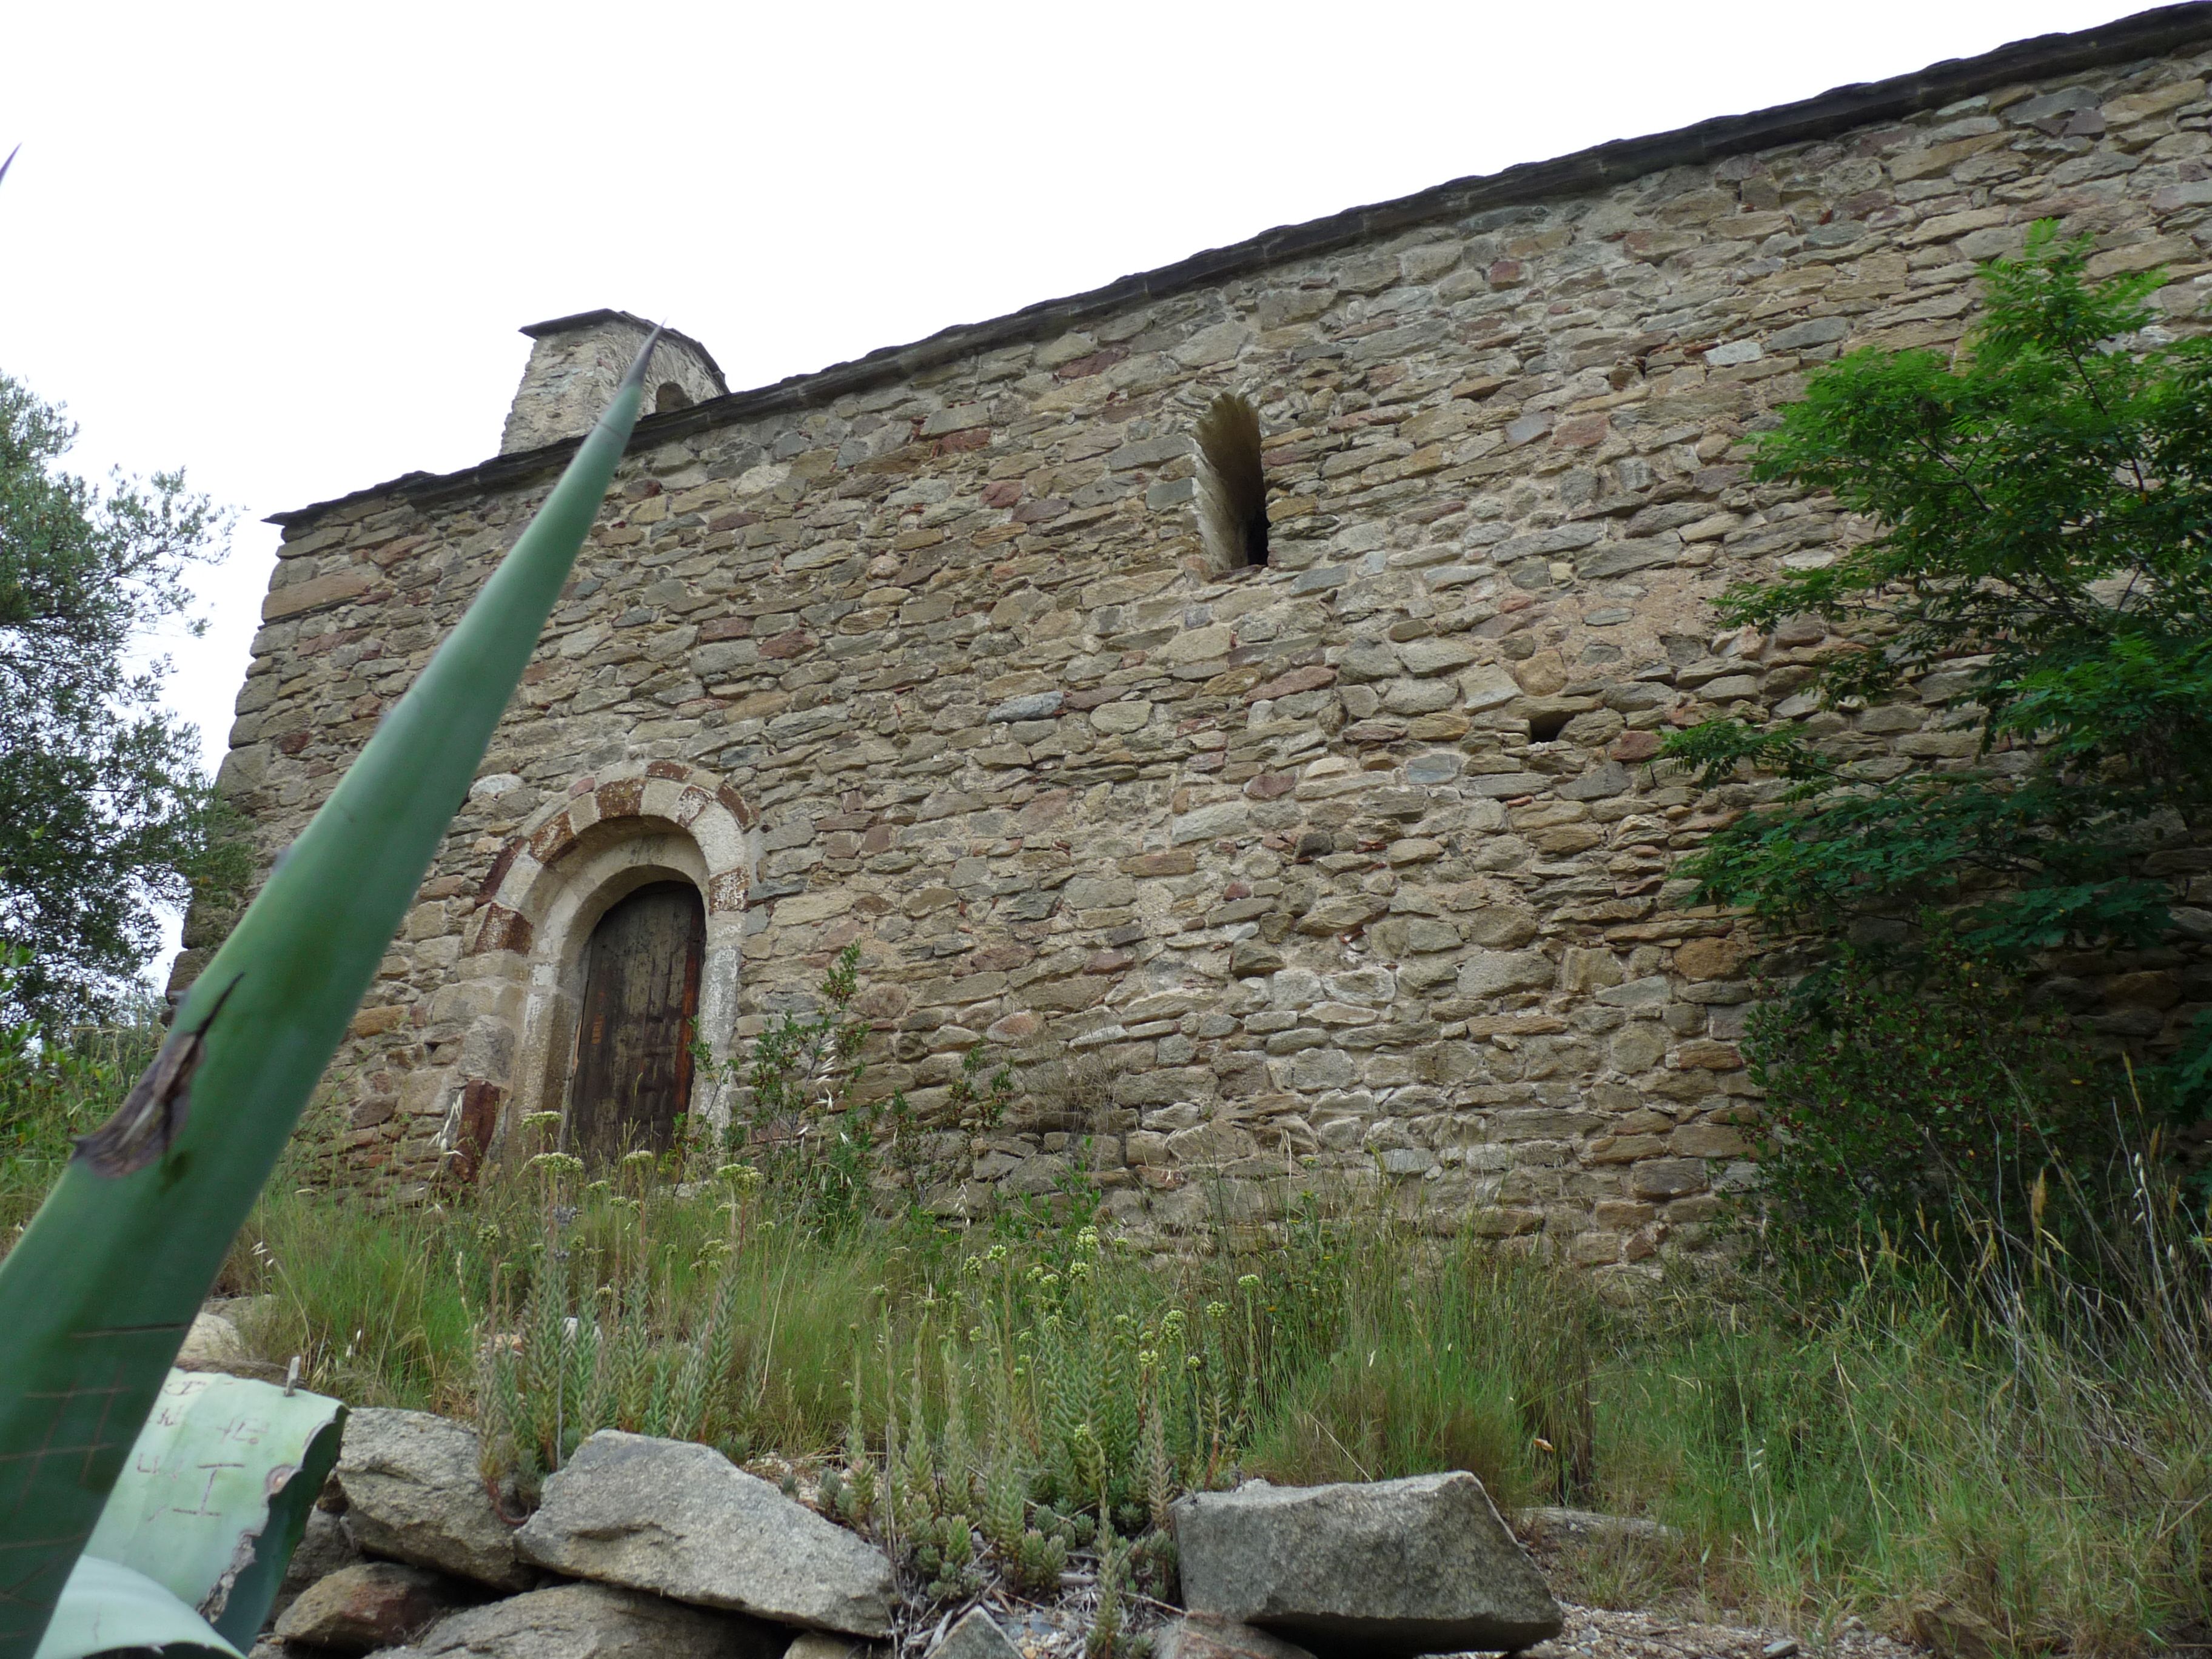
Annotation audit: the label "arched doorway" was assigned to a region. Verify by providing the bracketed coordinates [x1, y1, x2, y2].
[568, 880, 705, 1165]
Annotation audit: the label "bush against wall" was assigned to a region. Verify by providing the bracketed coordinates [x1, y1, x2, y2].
[1740, 933, 2115, 1259]
[1663, 223, 2212, 1250]
[689, 944, 1010, 1230]
[1665, 223, 2212, 967]
[0, 947, 163, 1236]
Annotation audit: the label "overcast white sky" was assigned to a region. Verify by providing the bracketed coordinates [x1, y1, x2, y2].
[0, 0, 2150, 972]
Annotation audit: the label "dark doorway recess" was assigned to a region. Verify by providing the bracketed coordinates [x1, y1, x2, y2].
[568, 881, 704, 1167]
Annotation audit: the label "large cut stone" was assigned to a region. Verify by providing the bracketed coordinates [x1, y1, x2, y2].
[335, 1409, 534, 1591]
[514, 1431, 895, 1637]
[1156, 1615, 1318, 1659]
[1170, 1473, 1562, 1657]
[785, 1637, 888, 1659]
[367, 1582, 780, 1659]
[273, 1562, 472, 1652]
[930, 1607, 1022, 1658]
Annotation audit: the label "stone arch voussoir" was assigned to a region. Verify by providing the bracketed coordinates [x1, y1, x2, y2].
[437, 759, 756, 1179]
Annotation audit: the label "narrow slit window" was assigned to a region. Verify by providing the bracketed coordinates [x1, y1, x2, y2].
[1196, 391, 1269, 569]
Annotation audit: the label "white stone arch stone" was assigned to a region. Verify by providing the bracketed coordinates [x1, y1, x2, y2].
[440, 760, 756, 1172]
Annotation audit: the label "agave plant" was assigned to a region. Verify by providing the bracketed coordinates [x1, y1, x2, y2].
[36, 1369, 344, 1658]
[0, 335, 663, 1658]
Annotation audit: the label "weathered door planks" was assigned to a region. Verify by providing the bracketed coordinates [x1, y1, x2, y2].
[568, 881, 704, 1165]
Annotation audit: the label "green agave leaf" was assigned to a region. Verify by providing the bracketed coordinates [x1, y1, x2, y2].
[0, 335, 661, 1659]
[31, 1557, 238, 1659]
[87, 1370, 343, 1647]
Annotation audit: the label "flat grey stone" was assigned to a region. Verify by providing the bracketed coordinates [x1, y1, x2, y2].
[929, 1607, 1023, 1658]
[514, 1430, 894, 1637]
[785, 1636, 887, 1659]
[1171, 1472, 1562, 1657]
[372, 1582, 779, 1659]
[1157, 1614, 1318, 1659]
[987, 691, 1064, 723]
[1768, 315, 1851, 350]
[335, 1409, 534, 1591]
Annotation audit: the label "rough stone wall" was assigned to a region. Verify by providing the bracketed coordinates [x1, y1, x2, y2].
[191, 38, 2212, 1279]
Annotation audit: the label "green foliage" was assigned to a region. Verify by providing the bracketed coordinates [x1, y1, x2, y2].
[200, 1121, 2212, 1655]
[0, 374, 249, 1023]
[694, 943, 1010, 1230]
[1740, 933, 2116, 1259]
[0, 337, 659, 1657]
[477, 1227, 751, 1500]
[708, 943, 890, 1231]
[1665, 223, 2212, 956]
[0, 947, 161, 1235]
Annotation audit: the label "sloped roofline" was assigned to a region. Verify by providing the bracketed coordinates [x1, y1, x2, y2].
[270, 2, 2212, 530]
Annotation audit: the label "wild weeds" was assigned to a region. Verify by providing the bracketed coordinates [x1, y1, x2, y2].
[0, 1025, 2151, 1658]
[0, 950, 163, 1235]
[211, 1127, 2212, 1654]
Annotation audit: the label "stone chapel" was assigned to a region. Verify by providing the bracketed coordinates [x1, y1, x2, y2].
[181, 7, 2212, 1279]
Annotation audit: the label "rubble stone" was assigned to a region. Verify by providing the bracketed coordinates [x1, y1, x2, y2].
[1156, 1614, 1319, 1659]
[335, 1409, 533, 1591]
[366, 1581, 780, 1659]
[273, 1562, 472, 1652]
[928, 1607, 1024, 1659]
[514, 1431, 895, 1637]
[1172, 1472, 1561, 1655]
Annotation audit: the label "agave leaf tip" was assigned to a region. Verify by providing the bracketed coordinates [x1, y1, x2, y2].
[622, 324, 665, 394]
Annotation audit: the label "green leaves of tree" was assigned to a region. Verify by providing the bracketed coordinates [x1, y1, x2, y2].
[1666, 223, 2212, 955]
[0, 375, 244, 1023]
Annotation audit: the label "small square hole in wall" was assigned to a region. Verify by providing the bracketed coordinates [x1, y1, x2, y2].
[1196, 391, 1270, 573]
[1527, 707, 1575, 743]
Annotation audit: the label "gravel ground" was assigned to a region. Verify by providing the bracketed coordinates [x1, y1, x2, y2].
[1527, 1603, 1925, 1659]
[749, 1461, 1931, 1659]
[887, 1591, 1928, 1659]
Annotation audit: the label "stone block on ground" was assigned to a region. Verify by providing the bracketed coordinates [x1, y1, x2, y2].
[274, 1562, 473, 1652]
[335, 1408, 534, 1590]
[272, 1504, 365, 1621]
[174, 1310, 287, 1382]
[1157, 1614, 1319, 1659]
[514, 1430, 894, 1637]
[784, 1635, 888, 1659]
[928, 1607, 1023, 1659]
[363, 1582, 781, 1659]
[178, 1311, 246, 1366]
[1171, 1472, 1562, 1657]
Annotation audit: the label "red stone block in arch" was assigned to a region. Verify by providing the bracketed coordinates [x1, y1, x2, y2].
[468, 759, 754, 954]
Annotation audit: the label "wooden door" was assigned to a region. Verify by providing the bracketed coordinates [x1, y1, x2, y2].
[568, 881, 704, 1167]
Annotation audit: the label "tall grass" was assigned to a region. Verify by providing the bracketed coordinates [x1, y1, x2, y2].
[0, 1012, 160, 1237]
[213, 1145, 2212, 1652]
[10, 1022, 2212, 1652]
